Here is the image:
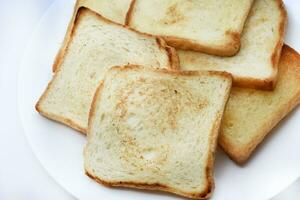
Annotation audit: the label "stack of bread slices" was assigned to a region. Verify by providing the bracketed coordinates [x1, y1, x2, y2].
[36, 0, 300, 199]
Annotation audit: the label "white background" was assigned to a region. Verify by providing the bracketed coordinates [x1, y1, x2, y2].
[0, 0, 73, 199]
[0, 0, 298, 200]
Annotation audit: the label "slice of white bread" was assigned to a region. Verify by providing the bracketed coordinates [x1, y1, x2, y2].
[179, 0, 287, 90]
[84, 65, 232, 199]
[36, 8, 179, 133]
[53, 0, 133, 72]
[220, 45, 300, 164]
[126, 0, 254, 56]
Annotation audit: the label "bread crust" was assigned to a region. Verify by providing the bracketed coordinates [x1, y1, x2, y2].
[155, 38, 180, 70]
[86, 81, 104, 137]
[85, 65, 232, 199]
[52, 0, 81, 73]
[86, 171, 211, 200]
[107, 65, 233, 80]
[271, 0, 287, 70]
[158, 34, 240, 57]
[125, 0, 256, 56]
[52, 6, 179, 72]
[219, 45, 300, 164]
[125, 0, 136, 26]
[233, 76, 276, 90]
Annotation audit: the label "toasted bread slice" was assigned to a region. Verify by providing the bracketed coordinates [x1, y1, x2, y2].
[53, 0, 133, 72]
[179, 0, 287, 90]
[84, 66, 232, 199]
[36, 8, 179, 133]
[220, 45, 300, 164]
[126, 0, 254, 56]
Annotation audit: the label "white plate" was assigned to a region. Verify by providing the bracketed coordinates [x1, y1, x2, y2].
[18, 0, 300, 199]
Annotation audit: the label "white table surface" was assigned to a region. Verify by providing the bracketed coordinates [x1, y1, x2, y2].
[0, 1, 298, 200]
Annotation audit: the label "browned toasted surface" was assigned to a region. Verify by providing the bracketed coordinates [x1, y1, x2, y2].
[85, 65, 232, 199]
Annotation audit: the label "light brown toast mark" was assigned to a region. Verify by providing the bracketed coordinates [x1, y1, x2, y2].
[160, 3, 185, 25]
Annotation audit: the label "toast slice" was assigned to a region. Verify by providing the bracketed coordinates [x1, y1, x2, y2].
[126, 0, 254, 56]
[179, 0, 287, 90]
[220, 45, 300, 164]
[36, 8, 179, 133]
[53, 0, 133, 72]
[84, 66, 232, 199]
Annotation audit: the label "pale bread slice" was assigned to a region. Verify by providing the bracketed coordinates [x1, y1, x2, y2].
[84, 66, 232, 199]
[179, 0, 287, 90]
[126, 0, 254, 56]
[36, 8, 179, 133]
[53, 0, 133, 72]
[220, 45, 300, 164]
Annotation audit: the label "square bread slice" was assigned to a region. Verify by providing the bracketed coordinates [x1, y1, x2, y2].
[84, 65, 232, 199]
[126, 0, 255, 56]
[36, 8, 179, 133]
[53, 0, 133, 72]
[179, 0, 287, 90]
[220, 45, 300, 164]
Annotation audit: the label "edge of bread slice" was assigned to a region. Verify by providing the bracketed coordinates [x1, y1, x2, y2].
[52, 0, 134, 72]
[36, 8, 179, 133]
[126, 0, 255, 56]
[178, 0, 287, 90]
[220, 45, 300, 164]
[84, 65, 232, 199]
